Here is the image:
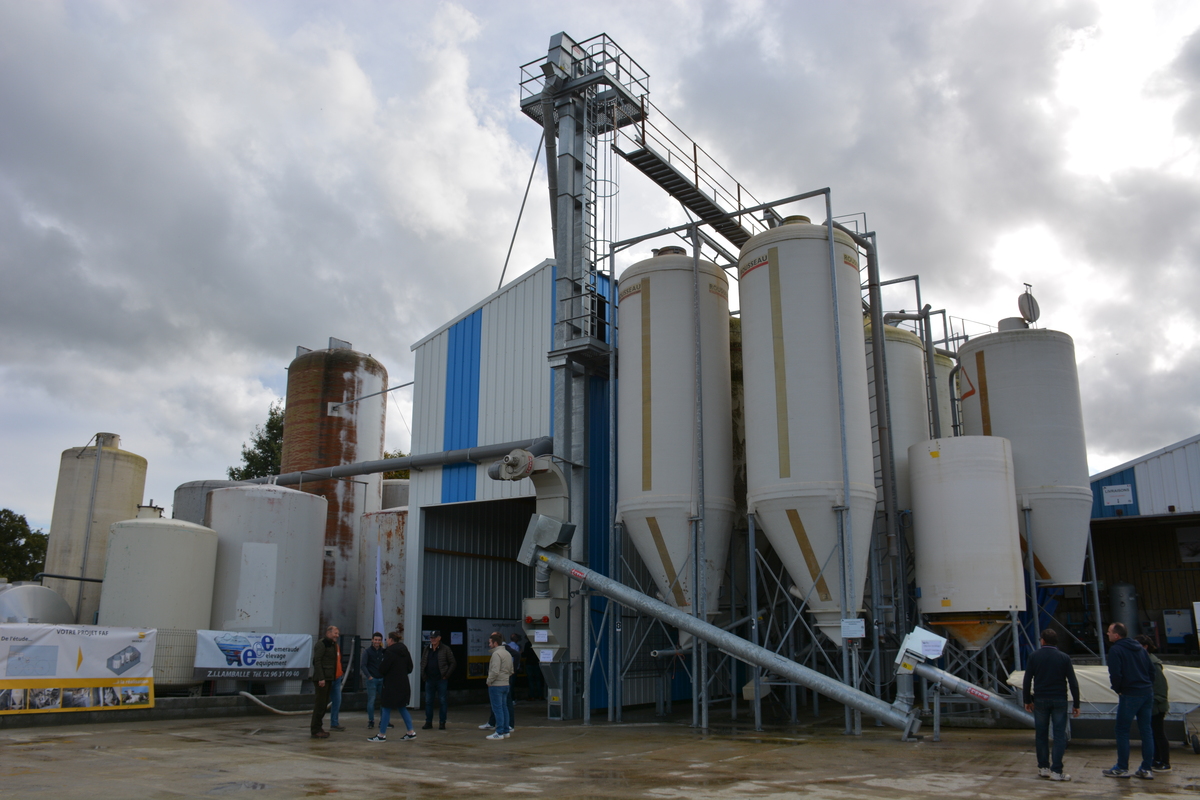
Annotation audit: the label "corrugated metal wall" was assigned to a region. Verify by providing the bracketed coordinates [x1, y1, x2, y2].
[1135, 438, 1200, 515]
[1091, 516, 1200, 613]
[422, 498, 537, 618]
[1092, 467, 1140, 519]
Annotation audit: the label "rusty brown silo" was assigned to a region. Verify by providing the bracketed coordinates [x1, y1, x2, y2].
[280, 338, 387, 636]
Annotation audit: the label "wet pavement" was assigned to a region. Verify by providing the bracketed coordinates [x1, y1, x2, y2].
[3, 700, 1198, 798]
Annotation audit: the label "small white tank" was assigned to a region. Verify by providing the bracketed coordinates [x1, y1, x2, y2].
[44, 433, 147, 623]
[956, 329, 1092, 583]
[616, 247, 736, 620]
[173, 480, 246, 525]
[739, 217, 876, 643]
[381, 479, 410, 510]
[98, 518, 218, 629]
[357, 508, 408, 639]
[207, 485, 327, 634]
[865, 322, 929, 512]
[0, 584, 74, 624]
[910, 437, 1025, 649]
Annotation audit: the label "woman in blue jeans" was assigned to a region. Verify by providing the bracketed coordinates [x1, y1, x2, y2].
[369, 631, 416, 742]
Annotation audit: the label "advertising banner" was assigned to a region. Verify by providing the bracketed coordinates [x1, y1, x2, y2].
[463, 619, 523, 679]
[0, 624, 156, 715]
[193, 630, 313, 680]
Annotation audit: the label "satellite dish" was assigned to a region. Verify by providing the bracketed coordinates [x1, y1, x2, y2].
[1018, 288, 1040, 323]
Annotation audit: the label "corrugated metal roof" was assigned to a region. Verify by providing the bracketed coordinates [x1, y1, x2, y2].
[1090, 433, 1200, 519]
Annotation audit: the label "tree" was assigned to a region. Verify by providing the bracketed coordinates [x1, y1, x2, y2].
[228, 400, 285, 480]
[383, 449, 410, 480]
[0, 509, 48, 583]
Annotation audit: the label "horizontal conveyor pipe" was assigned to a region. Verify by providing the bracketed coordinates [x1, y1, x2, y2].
[534, 548, 920, 735]
[250, 437, 553, 486]
[911, 661, 1034, 727]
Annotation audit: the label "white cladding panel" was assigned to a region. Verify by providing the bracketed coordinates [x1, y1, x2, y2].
[738, 220, 876, 643]
[957, 329, 1092, 583]
[207, 485, 327, 635]
[98, 518, 218, 630]
[357, 509, 408, 639]
[616, 253, 736, 616]
[1132, 436, 1200, 515]
[910, 437, 1025, 616]
[866, 324, 929, 512]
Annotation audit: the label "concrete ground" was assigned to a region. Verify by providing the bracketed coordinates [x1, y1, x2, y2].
[3, 699, 1198, 798]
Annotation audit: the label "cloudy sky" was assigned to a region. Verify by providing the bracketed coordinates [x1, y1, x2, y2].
[2, 0, 1198, 531]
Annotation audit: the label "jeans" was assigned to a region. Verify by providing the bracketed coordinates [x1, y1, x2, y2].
[425, 679, 448, 723]
[329, 676, 343, 727]
[1033, 698, 1069, 773]
[379, 705, 413, 736]
[487, 689, 516, 729]
[364, 677, 382, 723]
[1114, 691, 1154, 771]
[488, 685, 511, 735]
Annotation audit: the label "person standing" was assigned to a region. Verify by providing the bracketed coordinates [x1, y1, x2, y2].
[1136, 634, 1172, 772]
[1104, 622, 1156, 779]
[310, 625, 341, 739]
[480, 631, 517, 732]
[361, 632, 386, 730]
[420, 630, 456, 730]
[485, 632, 513, 740]
[369, 630, 417, 743]
[1022, 629, 1081, 782]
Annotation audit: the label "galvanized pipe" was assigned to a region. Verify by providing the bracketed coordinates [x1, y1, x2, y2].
[910, 660, 1034, 728]
[534, 548, 919, 734]
[690, 225, 709, 731]
[749, 513, 763, 732]
[1087, 532, 1107, 666]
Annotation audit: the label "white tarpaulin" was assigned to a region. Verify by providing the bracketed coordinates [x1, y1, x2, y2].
[193, 630, 312, 680]
[1009, 664, 1200, 706]
[0, 624, 156, 715]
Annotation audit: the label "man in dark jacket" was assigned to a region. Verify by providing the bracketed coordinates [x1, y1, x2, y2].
[1022, 629, 1080, 781]
[361, 632, 386, 729]
[310, 625, 341, 739]
[1104, 622, 1156, 779]
[369, 630, 416, 742]
[420, 630, 457, 730]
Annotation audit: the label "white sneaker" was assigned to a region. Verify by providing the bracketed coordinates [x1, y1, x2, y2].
[486, 732, 505, 740]
[1049, 772, 1071, 782]
[479, 723, 494, 729]
[1037, 768, 1051, 778]
[367, 735, 386, 743]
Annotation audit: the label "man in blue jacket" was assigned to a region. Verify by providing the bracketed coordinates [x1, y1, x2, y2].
[1104, 622, 1156, 779]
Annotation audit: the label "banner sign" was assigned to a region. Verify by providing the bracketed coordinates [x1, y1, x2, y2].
[0, 624, 156, 715]
[193, 630, 312, 680]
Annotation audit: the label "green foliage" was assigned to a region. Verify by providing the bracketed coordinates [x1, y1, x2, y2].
[383, 449, 410, 480]
[228, 400, 285, 480]
[0, 509, 48, 582]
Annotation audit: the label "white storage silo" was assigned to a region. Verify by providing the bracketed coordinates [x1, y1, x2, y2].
[910, 437, 1026, 649]
[956, 328, 1092, 584]
[616, 247, 736, 621]
[44, 433, 147, 624]
[865, 322, 930, 513]
[207, 485, 327, 636]
[739, 217, 876, 644]
[98, 517, 218, 688]
[357, 509, 408, 639]
[173, 480, 246, 526]
[933, 351, 954, 436]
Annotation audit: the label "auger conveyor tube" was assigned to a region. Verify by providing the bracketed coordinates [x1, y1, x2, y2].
[911, 661, 1035, 727]
[534, 549, 920, 736]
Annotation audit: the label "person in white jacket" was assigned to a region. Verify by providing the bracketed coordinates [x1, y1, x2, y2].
[485, 633, 513, 740]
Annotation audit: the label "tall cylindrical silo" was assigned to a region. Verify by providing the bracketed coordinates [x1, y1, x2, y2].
[910, 437, 1025, 649]
[280, 341, 387, 635]
[357, 509, 408, 639]
[933, 351, 954, 436]
[44, 433, 147, 624]
[173, 480, 247, 526]
[616, 247, 736, 621]
[739, 217, 876, 644]
[956, 328, 1092, 584]
[207, 485, 327, 636]
[98, 517, 218, 687]
[865, 322, 930, 513]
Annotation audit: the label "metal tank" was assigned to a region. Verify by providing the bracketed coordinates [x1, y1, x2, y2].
[357, 509, 408, 639]
[0, 583, 74, 624]
[739, 217, 876, 644]
[1110, 582, 1139, 636]
[381, 479, 410, 510]
[44, 433, 147, 624]
[207, 485, 327, 635]
[865, 322, 930, 513]
[616, 246, 736, 621]
[909, 437, 1025, 649]
[956, 328, 1092, 584]
[280, 339, 387, 636]
[173, 480, 246, 525]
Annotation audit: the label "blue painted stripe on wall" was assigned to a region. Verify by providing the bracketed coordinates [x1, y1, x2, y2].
[1091, 467, 1140, 519]
[442, 309, 482, 503]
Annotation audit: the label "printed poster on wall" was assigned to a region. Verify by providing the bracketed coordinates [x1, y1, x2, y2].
[0, 624, 156, 715]
[193, 631, 313, 680]
[464, 619, 524, 679]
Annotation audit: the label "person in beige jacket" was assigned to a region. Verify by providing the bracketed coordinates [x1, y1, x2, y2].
[484, 633, 513, 740]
